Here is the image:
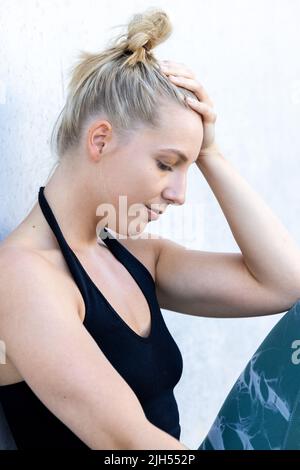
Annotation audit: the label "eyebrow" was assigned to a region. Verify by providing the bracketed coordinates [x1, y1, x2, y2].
[157, 148, 190, 163]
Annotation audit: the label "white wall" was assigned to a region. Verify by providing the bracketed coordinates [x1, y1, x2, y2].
[1, 0, 300, 449]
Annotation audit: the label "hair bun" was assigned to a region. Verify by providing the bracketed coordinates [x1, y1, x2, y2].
[110, 8, 172, 66]
[127, 9, 172, 52]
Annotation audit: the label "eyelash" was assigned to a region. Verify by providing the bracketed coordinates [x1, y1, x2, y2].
[156, 161, 173, 172]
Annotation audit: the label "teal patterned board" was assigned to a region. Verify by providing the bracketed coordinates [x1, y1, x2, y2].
[198, 300, 300, 450]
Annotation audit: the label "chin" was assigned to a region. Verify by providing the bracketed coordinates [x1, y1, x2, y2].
[106, 219, 148, 239]
[127, 221, 148, 238]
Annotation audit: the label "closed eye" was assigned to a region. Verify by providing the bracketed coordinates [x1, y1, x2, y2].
[156, 161, 173, 172]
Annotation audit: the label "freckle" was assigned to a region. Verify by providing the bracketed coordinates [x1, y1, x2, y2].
[32, 225, 36, 228]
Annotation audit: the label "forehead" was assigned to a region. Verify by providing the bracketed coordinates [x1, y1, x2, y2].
[159, 101, 203, 131]
[139, 103, 204, 159]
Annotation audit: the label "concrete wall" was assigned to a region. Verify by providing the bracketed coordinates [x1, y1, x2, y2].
[1, 0, 300, 449]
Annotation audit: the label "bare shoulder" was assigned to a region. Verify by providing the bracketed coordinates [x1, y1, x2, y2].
[0, 244, 83, 318]
[0, 243, 152, 449]
[120, 231, 162, 278]
[0, 243, 63, 283]
[0, 244, 84, 384]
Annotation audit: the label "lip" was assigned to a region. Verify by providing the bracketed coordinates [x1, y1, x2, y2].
[145, 205, 160, 220]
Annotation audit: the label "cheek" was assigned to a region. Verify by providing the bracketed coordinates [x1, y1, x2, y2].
[110, 161, 160, 201]
[129, 166, 154, 188]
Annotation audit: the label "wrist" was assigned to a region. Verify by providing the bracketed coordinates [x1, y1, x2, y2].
[196, 144, 224, 168]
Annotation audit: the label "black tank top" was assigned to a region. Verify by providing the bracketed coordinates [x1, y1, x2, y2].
[0, 186, 183, 449]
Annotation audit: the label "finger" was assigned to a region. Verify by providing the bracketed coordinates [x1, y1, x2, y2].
[186, 98, 217, 123]
[158, 61, 196, 79]
[161, 67, 195, 80]
[168, 75, 214, 107]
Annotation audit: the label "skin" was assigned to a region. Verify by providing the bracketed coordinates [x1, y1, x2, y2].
[16, 98, 204, 254]
[2, 60, 300, 450]
[0, 61, 229, 451]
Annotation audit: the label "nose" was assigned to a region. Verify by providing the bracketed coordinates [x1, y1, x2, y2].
[162, 172, 187, 206]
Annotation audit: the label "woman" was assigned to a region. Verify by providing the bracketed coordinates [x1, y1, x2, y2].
[0, 8, 300, 450]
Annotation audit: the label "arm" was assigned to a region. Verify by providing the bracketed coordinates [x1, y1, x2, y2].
[197, 147, 300, 296]
[155, 237, 300, 318]
[156, 61, 300, 316]
[153, 149, 300, 318]
[0, 249, 189, 450]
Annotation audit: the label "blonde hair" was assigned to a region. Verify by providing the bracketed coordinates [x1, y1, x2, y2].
[50, 8, 196, 159]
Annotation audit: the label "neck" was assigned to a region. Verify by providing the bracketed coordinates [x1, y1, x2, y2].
[24, 157, 108, 252]
[46, 158, 109, 250]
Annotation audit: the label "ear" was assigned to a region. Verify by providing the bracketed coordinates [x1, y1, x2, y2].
[86, 120, 113, 162]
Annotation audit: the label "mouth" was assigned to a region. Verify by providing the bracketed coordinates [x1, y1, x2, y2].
[145, 205, 161, 220]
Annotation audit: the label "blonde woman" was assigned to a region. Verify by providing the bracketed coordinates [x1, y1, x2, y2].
[1, 8, 300, 450]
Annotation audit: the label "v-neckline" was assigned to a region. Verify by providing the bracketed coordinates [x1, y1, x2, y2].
[38, 187, 155, 342]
